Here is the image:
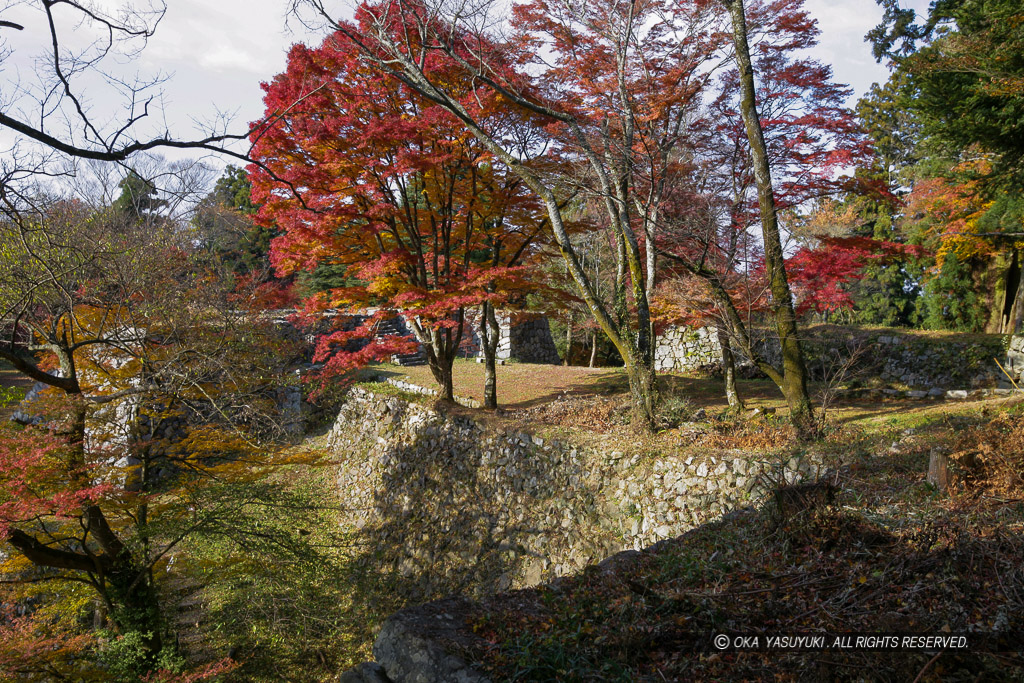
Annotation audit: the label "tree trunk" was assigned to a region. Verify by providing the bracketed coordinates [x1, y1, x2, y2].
[480, 302, 500, 409]
[725, 0, 814, 432]
[1008, 248, 1024, 333]
[589, 330, 598, 368]
[107, 564, 164, 659]
[7, 389, 166, 667]
[626, 361, 658, 431]
[419, 314, 463, 402]
[564, 311, 574, 366]
[717, 326, 744, 411]
[432, 355, 455, 402]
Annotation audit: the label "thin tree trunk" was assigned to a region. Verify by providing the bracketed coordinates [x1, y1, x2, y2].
[480, 302, 500, 409]
[725, 0, 814, 432]
[1009, 249, 1024, 334]
[564, 311, 574, 366]
[589, 330, 598, 368]
[717, 325, 744, 411]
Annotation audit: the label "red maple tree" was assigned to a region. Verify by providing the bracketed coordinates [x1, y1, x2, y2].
[653, 0, 870, 410]
[249, 22, 552, 403]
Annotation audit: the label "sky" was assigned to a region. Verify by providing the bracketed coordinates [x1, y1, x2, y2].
[139, 0, 910, 143]
[0, 0, 930, 178]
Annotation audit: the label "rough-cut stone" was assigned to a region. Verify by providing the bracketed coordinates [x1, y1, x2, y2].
[372, 599, 490, 683]
[340, 308, 560, 366]
[1004, 335, 1024, 387]
[653, 325, 1008, 395]
[457, 310, 561, 364]
[327, 388, 821, 602]
[339, 662, 393, 683]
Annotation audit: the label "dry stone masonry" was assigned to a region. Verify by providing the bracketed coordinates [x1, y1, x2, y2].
[327, 387, 823, 602]
[297, 308, 560, 366]
[654, 326, 723, 373]
[1005, 335, 1024, 388]
[458, 310, 561, 365]
[655, 325, 1018, 399]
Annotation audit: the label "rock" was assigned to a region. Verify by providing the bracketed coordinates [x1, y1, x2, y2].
[339, 662, 392, 683]
[945, 389, 969, 400]
[927, 387, 945, 398]
[373, 599, 490, 683]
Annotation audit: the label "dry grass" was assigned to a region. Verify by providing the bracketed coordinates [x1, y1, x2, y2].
[457, 397, 1024, 682]
[951, 410, 1024, 499]
[371, 360, 626, 408]
[372, 359, 1014, 435]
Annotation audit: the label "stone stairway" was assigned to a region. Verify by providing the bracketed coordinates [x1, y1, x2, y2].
[164, 572, 218, 665]
[377, 317, 427, 366]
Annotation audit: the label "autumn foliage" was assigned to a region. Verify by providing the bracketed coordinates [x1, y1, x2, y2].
[250, 15, 551, 399]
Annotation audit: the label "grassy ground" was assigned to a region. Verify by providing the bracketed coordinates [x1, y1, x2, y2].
[373, 359, 1006, 433]
[370, 360, 625, 408]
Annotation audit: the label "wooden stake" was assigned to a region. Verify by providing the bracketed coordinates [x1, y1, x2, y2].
[928, 448, 950, 492]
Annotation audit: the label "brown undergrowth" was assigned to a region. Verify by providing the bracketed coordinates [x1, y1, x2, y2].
[951, 411, 1024, 499]
[463, 507, 1024, 681]
[455, 400, 1024, 682]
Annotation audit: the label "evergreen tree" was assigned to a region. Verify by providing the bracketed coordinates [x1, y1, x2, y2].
[848, 205, 924, 327]
[922, 253, 988, 331]
[112, 170, 167, 220]
[871, 0, 1024, 188]
[193, 166, 275, 278]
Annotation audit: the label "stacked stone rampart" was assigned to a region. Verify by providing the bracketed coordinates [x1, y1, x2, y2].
[327, 387, 823, 601]
[655, 325, 1018, 398]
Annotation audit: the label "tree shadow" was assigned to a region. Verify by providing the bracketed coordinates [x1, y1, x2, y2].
[336, 395, 616, 615]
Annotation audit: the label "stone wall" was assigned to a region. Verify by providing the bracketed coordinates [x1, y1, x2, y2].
[872, 333, 1004, 394]
[654, 325, 1017, 397]
[327, 387, 823, 600]
[458, 310, 561, 364]
[654, 326, 722, 373]
[331, 309, 561, 365]
[1004, 335, 1024, 387]
[503, 314, 561, 364]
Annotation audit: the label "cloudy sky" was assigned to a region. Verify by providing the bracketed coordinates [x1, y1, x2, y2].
[0, 0, 929, 173]
[139, 0, 915, 133]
